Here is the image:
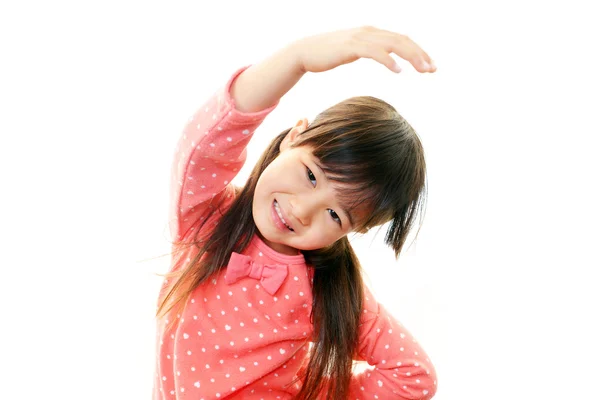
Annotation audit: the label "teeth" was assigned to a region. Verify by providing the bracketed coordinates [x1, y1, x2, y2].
[274, 200, 292, 230]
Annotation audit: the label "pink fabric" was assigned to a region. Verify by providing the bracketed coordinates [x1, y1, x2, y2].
[153, 65, 438, 399]
[224, 252, 289, 296]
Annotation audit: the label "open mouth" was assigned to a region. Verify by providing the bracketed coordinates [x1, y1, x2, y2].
[274, 200, 294, 231]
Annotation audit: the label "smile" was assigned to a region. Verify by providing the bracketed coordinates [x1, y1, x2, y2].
[274, 200, 294, 231]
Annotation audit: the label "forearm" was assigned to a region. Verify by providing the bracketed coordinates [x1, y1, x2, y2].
[230, 44, 305, 113]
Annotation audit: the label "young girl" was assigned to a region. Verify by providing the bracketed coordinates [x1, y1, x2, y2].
[154, 26, 438, 400]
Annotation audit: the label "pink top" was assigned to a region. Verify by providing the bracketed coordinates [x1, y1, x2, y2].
[153, 65, 438, 399]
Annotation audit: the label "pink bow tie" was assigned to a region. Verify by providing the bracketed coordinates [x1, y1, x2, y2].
[224, 252, 289, 295]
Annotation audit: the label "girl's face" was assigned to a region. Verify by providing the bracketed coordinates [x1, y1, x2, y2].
[252, 119, 367, 255]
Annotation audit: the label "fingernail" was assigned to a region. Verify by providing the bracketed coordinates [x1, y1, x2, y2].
[393, 62, 402, 73]
[422, 60, 431, 70]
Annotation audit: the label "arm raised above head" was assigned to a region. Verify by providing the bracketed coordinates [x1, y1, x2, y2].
[230, 26, 436, 114]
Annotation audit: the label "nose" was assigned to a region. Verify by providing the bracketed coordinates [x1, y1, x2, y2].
[289, 195, 320, 226]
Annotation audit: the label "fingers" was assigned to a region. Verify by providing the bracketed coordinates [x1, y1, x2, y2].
[360, 28, 436, 73]
[358, 42, 402, 73]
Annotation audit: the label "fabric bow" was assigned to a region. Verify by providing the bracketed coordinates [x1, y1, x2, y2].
[224, 252, 289, 295]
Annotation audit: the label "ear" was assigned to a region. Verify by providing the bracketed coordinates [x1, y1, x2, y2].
[280, 118, 309, 152]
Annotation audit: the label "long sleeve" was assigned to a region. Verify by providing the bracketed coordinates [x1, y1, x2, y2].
[168, 65, 279, 242]
[346, 284, 438, 399]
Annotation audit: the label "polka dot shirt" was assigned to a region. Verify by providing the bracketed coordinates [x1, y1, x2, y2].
[153, 66, 438, 399]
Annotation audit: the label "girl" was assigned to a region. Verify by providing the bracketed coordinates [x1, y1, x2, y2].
[155, 26, 438, 399]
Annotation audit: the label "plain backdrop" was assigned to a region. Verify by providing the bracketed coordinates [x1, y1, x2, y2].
[1, 1, 599, 399]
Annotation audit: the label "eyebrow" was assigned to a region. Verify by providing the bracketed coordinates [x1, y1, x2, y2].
[309, 159, 355, 229]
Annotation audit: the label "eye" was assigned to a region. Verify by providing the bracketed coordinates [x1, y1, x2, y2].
[328, 209, 342, 225]
[306, 167, 317, 187]
[306, 166, 343, 227]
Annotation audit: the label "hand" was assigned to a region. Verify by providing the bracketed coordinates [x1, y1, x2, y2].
[290, 26, 436, 74]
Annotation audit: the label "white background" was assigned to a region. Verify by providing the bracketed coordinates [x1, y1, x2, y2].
[1, 1, 599, 399]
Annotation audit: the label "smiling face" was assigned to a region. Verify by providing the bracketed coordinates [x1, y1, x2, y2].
[252, 119, 369, 255]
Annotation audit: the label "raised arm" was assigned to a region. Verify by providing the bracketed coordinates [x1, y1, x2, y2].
[230, 26, 436, 113]
[168, 66, 281, 242]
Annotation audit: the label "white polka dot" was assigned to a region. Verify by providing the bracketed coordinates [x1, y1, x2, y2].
[239, 366, 246, 372]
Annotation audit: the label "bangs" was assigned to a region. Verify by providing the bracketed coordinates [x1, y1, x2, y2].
[311, 152, 395, 232]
